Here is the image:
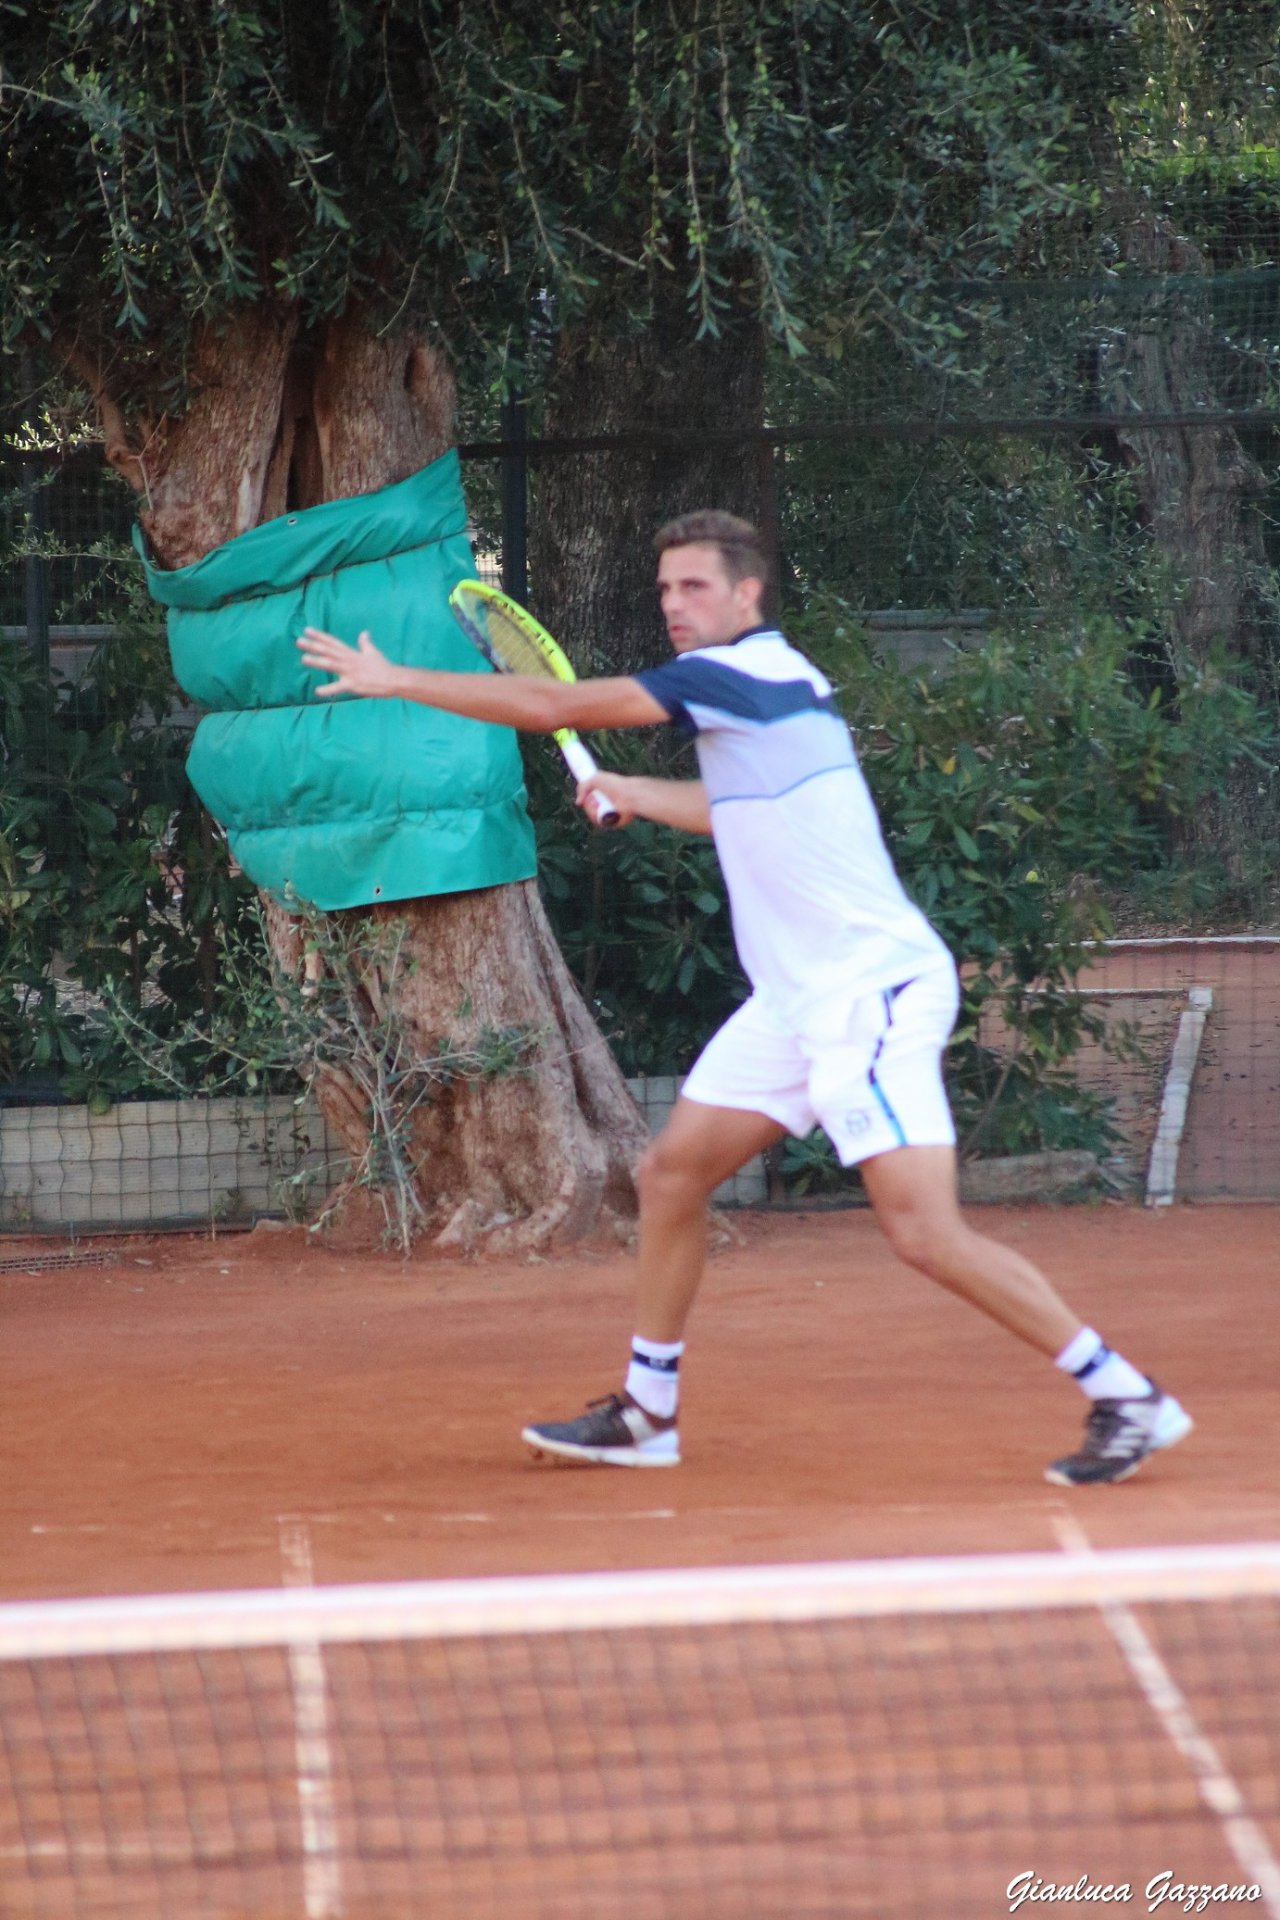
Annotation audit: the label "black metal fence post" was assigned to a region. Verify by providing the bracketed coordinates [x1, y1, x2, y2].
[756, 438, 785, 624]
[500, 387, 528, 604]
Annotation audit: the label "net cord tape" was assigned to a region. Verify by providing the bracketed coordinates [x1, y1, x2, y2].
[2, 1541, 1278, 1663]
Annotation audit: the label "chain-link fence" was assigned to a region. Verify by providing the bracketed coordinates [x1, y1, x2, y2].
[4, 252, 1280, 1231]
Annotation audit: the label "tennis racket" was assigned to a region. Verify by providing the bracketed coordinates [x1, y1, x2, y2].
[447, 579, 621, 826]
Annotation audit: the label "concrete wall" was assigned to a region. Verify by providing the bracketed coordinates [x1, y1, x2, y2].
[862, 609, 993, 674]
[0, 1078, 766, 1231]
[0, 1095, 338, 1231]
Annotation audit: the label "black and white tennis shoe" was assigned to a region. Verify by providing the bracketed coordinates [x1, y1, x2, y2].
[522, 1392, 681, 1467]
[1045, 1382, 1193, 1486]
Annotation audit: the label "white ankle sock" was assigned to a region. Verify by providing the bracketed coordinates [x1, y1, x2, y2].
[1055, 1326, 1150, 1402]
[625, 1336, 683, 1420]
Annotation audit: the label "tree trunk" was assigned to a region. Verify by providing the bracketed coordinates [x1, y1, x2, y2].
[85, 306, 648, 1250]
[77, 306, 302, 569]
[331, 885, 642, 1251]
[532, 313, 770, 676]
[1105, 216, 1280, 870]
[1108, 216, 1274, 675]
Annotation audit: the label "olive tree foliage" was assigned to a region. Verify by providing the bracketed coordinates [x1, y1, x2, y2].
[1119, 0, 1280, 183]
[1, 1, 1133, 398]
[0, 1, 1140, 648]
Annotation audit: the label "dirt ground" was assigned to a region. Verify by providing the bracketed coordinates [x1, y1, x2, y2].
[3, 1205, 1278, 1920]
[3, 1203, 1276, 1605]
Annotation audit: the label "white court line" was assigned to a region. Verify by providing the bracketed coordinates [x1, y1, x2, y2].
[437, 1507, 679, 1525]
[1053, 1514, 1280, 1915]
[278, 1518, 345, 1920]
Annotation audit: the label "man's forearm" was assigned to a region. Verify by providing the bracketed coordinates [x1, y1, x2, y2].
[621, 778, 712, 835]
[298, 625, 672, 729]
[385, 665, 566, 731]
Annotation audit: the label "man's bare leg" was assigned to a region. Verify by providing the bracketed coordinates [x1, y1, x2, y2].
[858, 1144, 1081, 1353]
[520, 1098, 782, 1466]
[633, 1097, 787, 1341]
[524, 1127, 1192, 1482]
[859, 1142, 1193, 1483]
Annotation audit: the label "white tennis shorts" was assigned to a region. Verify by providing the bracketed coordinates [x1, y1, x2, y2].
[682, 964, 960, 1167]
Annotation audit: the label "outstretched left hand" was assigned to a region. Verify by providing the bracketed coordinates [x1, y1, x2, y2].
[297, 627, 398, 698]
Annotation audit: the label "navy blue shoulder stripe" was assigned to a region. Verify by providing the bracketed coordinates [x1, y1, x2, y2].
[635, 656, 841, 728]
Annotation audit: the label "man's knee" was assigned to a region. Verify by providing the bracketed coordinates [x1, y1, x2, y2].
[636, 1134, 714, 1208]
[878, 1203, 954, 1271]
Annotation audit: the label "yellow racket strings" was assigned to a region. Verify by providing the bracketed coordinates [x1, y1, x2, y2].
[454, 591, 560, 682]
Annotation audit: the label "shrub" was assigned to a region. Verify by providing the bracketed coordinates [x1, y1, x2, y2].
[792, 601, 1270, 1162]
[0, 603, 260, 1106]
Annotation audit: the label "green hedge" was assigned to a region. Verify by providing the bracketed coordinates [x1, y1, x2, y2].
[538, 605, 1271, 1170]
[1, 585, 1270, 1177]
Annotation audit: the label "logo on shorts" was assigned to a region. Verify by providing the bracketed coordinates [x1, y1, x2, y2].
[843, 1109, 873, 1138]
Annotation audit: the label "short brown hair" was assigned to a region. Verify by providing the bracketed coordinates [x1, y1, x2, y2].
[654, 510, 768, 587]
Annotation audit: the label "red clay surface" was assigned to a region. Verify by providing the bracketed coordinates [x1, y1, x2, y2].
[3, 1208, 1278, 1920]
[2, 1203, 1277, 1605]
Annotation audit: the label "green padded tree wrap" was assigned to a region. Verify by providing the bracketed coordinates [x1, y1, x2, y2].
[135, 452, 536, 910]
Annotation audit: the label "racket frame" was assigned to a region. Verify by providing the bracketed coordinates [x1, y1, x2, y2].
[448, 580, 620, 825]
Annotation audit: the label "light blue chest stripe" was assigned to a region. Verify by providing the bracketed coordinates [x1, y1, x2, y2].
[707, 763, 858, 807]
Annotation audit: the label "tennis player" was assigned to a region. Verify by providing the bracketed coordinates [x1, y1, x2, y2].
[297, 512, 1192, 1487]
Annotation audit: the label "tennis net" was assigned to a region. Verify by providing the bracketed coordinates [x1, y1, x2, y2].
[2, 1544, 1278, 1920]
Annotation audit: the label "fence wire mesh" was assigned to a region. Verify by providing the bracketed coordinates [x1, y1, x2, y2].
[3, 250, 1280, 1230]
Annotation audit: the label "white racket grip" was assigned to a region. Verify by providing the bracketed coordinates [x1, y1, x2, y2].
[559, 736, 621, 826]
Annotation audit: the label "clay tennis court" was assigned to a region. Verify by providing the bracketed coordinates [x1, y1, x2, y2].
[3, 1204, 1277, 1602]
[2, 1204, 1279, 1918]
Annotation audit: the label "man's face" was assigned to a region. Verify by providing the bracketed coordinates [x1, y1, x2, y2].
[656, 542, 764, 653]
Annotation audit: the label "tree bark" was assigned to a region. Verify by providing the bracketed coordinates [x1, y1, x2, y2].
[372, 884, 642, 1252]
[1108, 216, 1274, 674]
[532, 313, 770, 676]
[1105, 216, 1280, 869]
[80, 306, 648, 1250]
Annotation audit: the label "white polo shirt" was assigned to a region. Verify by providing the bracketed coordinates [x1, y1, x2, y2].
[636, 628, 953, 1027]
